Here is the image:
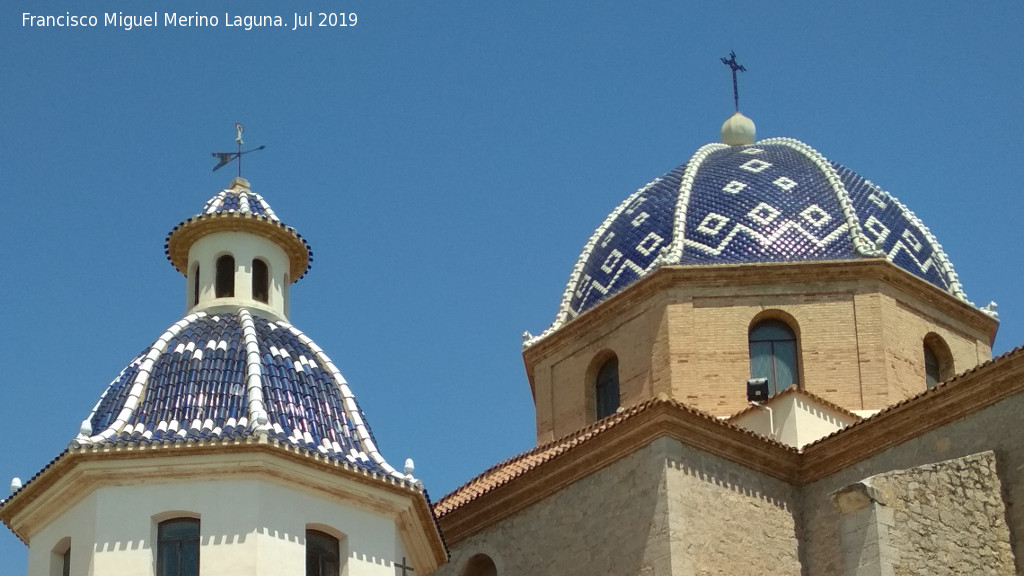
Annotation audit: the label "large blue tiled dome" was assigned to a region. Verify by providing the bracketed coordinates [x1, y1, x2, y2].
[532, 137, 970, 343]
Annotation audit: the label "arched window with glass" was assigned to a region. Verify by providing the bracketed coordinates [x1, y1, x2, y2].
[595, 356, 620, 419]
[924, 334, 953, 389]
[157, 518, 199, 576]
[748, 319, 799, 397]
[306, 530, 340, 576]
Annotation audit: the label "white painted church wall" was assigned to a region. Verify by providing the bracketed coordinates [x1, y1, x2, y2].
[25, 476, 407, 576]
[730, 395, 857, 449]
[188, 231, 291, 320]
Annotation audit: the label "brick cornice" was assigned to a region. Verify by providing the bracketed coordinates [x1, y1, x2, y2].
[443, 346, 1024, 546]
[436, 398, 800, 545]
[524, 260, 997, 366]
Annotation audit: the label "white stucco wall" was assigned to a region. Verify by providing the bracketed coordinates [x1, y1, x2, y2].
[25, 476, 408, 576]
[731, 394, 857, 449]
[187, 231, 291, 320]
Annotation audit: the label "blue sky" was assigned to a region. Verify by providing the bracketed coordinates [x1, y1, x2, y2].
[2, 1, 1022, 570]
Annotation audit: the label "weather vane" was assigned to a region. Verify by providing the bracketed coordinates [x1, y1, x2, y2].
[212, 123, 266, 176]
[720, 51, 746, 112]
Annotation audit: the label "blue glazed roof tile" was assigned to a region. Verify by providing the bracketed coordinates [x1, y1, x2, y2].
[77, 309, 407, 481]
[531, 137, 972, 345]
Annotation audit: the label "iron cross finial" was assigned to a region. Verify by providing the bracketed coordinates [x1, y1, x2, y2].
[394, 557, 415, 576]
[212, 123, 266, 176]
[721, 51, 747, 112]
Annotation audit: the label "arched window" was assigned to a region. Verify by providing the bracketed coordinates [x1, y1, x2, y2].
[461, 553, 498, 576]
[595, 356, 620, 419]
[252, 259, 269, 303]
[306, 530, 339, 576]
[191, 263, 201, 307]
[215, 255, 235, 298]
[157, 518, 199, 576]
[749, 320, 799, 396]
[51, 538, 71, 576]
[924, 345, 940, 389]
[924, 334, 953, 389]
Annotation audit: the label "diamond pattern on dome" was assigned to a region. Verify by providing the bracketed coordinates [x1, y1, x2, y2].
[800, 205, 831, 228]
[739, 158, 772, 173]
[747, 202, 782, 226]
[79, 310, 403, 479]
[530, 138, 970, 347]
[697, 213, 730, 236]
[834, 162, 964, 299]
[565, 166, 684, 319]
[679, 145, 855, 266]
[773, 176, 798, 191]
[722, 180, 747, 194]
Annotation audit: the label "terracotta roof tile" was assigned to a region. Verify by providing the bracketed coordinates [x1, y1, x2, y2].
[434, 396, 792, 517]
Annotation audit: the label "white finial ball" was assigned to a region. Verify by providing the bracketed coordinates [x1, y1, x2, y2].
[404, 458, 415, 476]
[721, 111, 756, 146]
[10, 478, 22, 493]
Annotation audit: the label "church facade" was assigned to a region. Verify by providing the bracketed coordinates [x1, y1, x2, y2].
[431, 117, 1020, 576]
[3, 110, 1022, 575]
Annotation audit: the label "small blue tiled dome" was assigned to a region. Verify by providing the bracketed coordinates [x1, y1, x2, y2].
[165, 177, 313, 282]
[76, 309, 406, 480]
[532, 137, 970, 344]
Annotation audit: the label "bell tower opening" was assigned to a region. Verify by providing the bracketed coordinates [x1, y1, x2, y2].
[215, 254, 235, 298]
[252, 258, 269, 304]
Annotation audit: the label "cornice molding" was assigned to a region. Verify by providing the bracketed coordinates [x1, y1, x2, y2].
[799, 344, 1024, 483]
[524, 259, 997, 367]
[442, 345, 1024, 546]
[165, 213, 311, 281]
[0, 439, 447, 571]
[437, 398, 800, 544]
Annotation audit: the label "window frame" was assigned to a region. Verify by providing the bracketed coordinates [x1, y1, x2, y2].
[594, 355, 620, 420]
[190, 262, 201, 307]
[748, 318, 800, 397]
[923, 333, 954, 389]
[50, 537, 71, 576]
[252, 258, 270, 304]
[306, 529, 340, 576]
[215, 254, 235, 298]
[157, 517, 200, 576]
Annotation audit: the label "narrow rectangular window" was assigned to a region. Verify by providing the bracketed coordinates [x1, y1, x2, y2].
[252, 259, 269, 303]
[306, 530, 340, 576]
[158, 518, 200, 576]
